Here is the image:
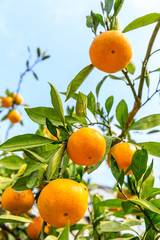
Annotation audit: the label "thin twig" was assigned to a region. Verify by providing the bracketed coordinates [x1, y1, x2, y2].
[122, 70, 139, 102]
[138, 19, 160, 100]
[0, 223, 22, 240]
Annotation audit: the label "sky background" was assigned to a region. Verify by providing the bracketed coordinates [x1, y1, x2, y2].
[0, 0, 160, 188]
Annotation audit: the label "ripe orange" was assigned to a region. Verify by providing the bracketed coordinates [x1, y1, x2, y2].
[89, 30, 132, 73]
[26, 216, 50, 240]
[107, 142, 137, 174]
[1, 186, 34, 215]
[37, 179, 88, 228]
[13, 93, 23, 105]
[67, 127, 106, 166]
[1, 96, 13, 108]
[44, 126, 60, 140]
[8, 110, 21, 124]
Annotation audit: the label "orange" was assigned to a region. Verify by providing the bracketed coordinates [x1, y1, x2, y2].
[1, 96, 13, 108]
[67, 127, 106, 166]
[89, 30, 132, 73]
[8, 110, 21, 123]
[1, 186, 34, 215]
[13, 93, 23, 105]
[107, 142, 137, 174]
[44, 126, 60, 140]
[37, 179, 88, 228]
[26, 216, 50, 240]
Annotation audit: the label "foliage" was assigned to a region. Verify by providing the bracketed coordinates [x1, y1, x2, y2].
[0, 0, 160, 239]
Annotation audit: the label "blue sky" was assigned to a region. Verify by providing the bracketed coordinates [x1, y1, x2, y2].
[0, 0, 160, 186]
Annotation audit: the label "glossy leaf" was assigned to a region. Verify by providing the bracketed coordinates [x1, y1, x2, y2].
[116, 100, 128, 129]
[114, 0, 124, 17]
[131, 149, 148, 182]
[49, 83, 65, 125]
[0, 134, 53, 152]
[65, 64, 94, 101]
[0, 155, 27, 170]
[58, 222, 70, 240]
[96, 199, 123, 207]
[128, 198, 160, 214]
[24, 149, 47, 163]
[140, 171, 154, 199]
[96, 76, 108, 98]
[45, 236, 58, 240]
[105, 95, 114, 115]
[25, 107, 62, 126]
[130, 114, 160, 130]
[87, 91, 96, 115]
[123, 13, 160, 33]
[137, 142, 160, 157]
[141, 160, 153, 184]
[76, 92, 87, 117]
[46, 144, 66, 180]
[0, 215, 31, 223]
[99, 221, 132, 232]
[46, 118, 58, 139]
[27, 171, 39, 188]
[0, 176, 13, 190]
[110, 154, 120, 181]
[37, 47, 41, 57]
[126, 61, 136, 74]
[105, 0, 114, 14]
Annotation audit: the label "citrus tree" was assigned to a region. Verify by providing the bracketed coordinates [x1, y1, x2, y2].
[0, 0, 160, 239]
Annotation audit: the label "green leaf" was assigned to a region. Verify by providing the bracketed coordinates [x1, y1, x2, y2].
[65, 64, 94, 101]
[130, 114, 160, 130]
[42, 55, 50, 60]
[24, 149, 47, 163]
[12, 177, 29, 191]
[23, 160, 47, 177]
[96, 76, 108, 98]
[105, 0, 114, 14]
[116, 100, 128, 129]
[96, 199, 123, 208]
[0, 134, 53, 152]
[0, 215, 31, 223]
[76, 92, 87, 117]
[86, 15, 93, 28]
[128, 198, 160, 215]
[140, 171, 154, 199]
[126, 61, 136, 75]
[46, 145, 66, 180]
[17, 164, 27, 177]
[37, 47, 41, 57]
[110, 154, 120, 181]
[145, 68, 150, 88]
[0, 176, 13, 190]
[87, 137, 112, 174]
[45, 236, 58, 240]
[123, 13, 160, 33]
[87, 91, 96, 115]
[49, 83, 65, 125]
[58, 222, 70, 240]
[137, 142, 160, 157]
[27, 171, 39, 188]
[122, 201, 134, 214]
[131, 149, 148, 182]
[46, 118, 59, 139]
[141, 160, 153, 184]
[98, 221, 132, 232]
[93, 194, 104, 219]
[114, 0, 124, 17]
[105, 96, 114, 115]
[33, 72, 38, 80]
[25, 107, 62, 126]
[0, 155, 27, 170]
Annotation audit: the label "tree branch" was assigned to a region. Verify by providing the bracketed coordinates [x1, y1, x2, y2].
[138, 19, 160, 100]
[0, 223, 22, 240]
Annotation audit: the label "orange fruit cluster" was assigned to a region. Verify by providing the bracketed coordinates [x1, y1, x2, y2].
[89, 30, 132, 73]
